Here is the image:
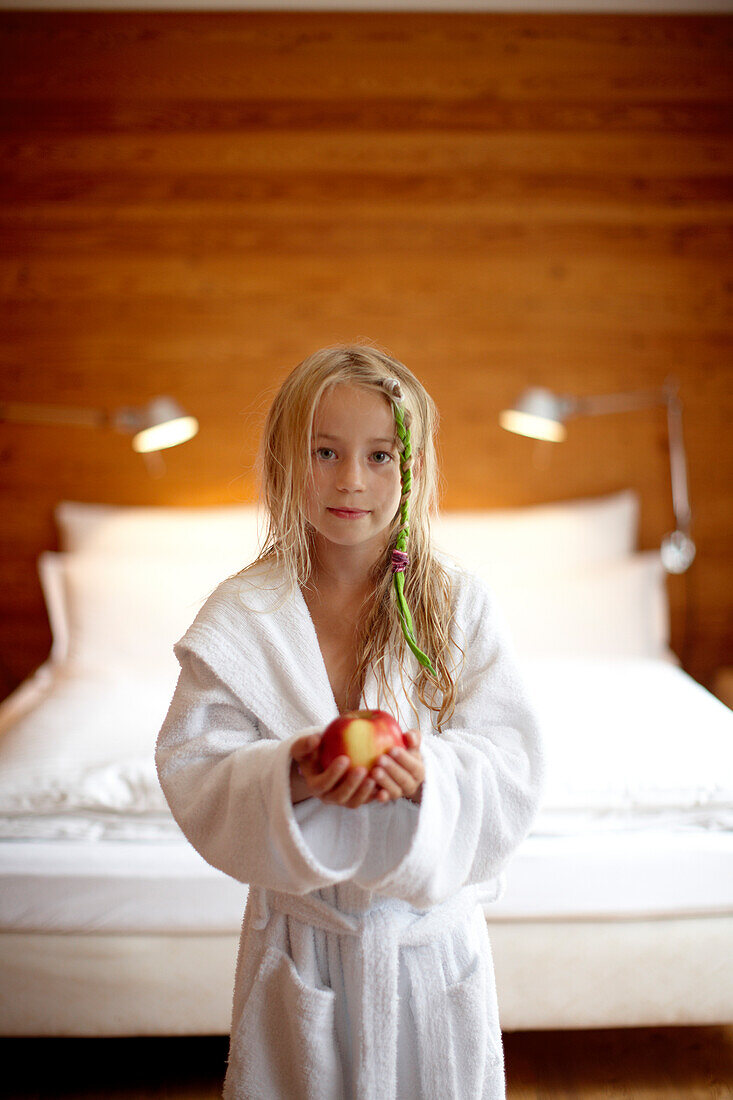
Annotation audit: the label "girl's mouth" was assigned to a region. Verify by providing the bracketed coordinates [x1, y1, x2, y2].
[327, 508, 370, 518]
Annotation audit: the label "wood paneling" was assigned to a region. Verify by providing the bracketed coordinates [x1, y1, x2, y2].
[0, 12, 731, 698]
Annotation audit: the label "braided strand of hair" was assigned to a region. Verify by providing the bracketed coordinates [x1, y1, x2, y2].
[385, 381, 437, 677]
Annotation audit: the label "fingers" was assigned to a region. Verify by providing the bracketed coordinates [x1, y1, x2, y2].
[317, 759, 378, 808]
[290, 732, 321, 763]
[307, 755, 349, 795]
[342, 772, 378, 809]
[372, 752, 413, 793]
[296, 724, 424, 809]
[403, 727, 421, 749]
[370, 743, 424, 802]
[302, 755, 367, 805]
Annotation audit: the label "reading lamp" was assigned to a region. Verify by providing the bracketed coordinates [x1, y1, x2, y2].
[0, 396, 198, 454]
[499, 375, 695, 574]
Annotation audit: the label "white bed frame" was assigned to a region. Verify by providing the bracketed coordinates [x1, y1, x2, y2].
[3, 914, 732, 1036]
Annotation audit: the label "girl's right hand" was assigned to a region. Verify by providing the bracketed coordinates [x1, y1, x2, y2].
[289, 732, 379, 810]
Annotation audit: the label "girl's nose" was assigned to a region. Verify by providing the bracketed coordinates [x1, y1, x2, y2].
[337, 456, 365, 492]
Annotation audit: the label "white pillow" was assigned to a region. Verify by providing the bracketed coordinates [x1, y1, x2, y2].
[56, 501, 265, 557]
[38, 552, 241, 678]
[482, 551, 672, 661]
[433, 488, 639, 573]
[57, 491, 637, 566]
[40, 545, 669, 686]
[48, 490, 637, 663]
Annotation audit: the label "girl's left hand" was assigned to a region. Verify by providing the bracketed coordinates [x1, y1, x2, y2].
[369, 727, 424, 805]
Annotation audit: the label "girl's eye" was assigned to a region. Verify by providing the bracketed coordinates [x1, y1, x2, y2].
[313, 448, 392, 463]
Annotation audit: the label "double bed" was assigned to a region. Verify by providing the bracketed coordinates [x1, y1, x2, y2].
[1, 490, 731, 1035]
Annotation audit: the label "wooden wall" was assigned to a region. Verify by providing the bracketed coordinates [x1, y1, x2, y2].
[1, 12, 731, 700]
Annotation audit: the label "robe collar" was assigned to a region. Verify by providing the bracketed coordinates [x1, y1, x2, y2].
[176, 557, 419, 741]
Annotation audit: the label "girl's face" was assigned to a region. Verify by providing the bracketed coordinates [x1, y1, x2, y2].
[305, 383, 403, 560]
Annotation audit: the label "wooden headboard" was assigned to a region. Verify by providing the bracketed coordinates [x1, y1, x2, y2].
[1, 11, 731, 699]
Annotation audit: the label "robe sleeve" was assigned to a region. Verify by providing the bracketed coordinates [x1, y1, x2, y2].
[155, 648, 369, 893]
[353, 571, 546, 910]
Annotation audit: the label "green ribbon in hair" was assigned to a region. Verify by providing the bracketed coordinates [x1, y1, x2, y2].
[385, 380, 437, 678]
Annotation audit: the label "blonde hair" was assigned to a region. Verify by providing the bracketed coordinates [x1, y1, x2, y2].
[243, 342, 461, 732]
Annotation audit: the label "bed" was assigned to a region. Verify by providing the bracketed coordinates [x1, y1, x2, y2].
[1, 490, 731, 1036]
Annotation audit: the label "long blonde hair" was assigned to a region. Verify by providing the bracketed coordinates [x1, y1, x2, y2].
[243, 343, 461, 731]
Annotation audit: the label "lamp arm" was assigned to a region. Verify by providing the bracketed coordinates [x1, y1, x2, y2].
[568, 389, 666, 418]
[0, 401, 108, 428]
[563, 377, 695, 571]
[664, 379, 692, 534]
[569, 380, 692, 535]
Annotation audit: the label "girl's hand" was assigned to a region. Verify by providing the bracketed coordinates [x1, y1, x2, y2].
[289, 732, 379, 810]
[368, 728, 425, 805]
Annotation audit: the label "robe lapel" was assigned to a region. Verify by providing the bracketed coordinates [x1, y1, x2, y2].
[176, 561, 337, 741]
[235, 565, 341, 738]
[180, 557, 422, 743]
[245, 571, 422, 736]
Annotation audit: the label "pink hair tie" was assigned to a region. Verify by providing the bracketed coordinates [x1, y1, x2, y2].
[391, 549, 409, 574]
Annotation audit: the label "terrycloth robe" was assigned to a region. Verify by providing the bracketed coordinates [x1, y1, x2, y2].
[156, 557, 545, 1100]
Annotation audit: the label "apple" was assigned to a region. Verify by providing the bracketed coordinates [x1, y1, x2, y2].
[318, 709, 406, 772]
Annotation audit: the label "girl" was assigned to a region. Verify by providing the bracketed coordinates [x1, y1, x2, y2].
[156, 344, 545, 1100]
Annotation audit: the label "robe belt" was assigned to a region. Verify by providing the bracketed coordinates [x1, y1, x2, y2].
[263, 885, 480, 1100]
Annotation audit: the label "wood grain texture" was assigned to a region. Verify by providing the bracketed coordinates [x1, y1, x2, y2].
[0, 12, 731, 698]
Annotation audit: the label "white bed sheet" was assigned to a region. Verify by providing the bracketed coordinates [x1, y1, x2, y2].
[2, 825, 732, 935]
[1, 654, 732, 935]
[1, 656, 732, 840]
[520, 656, 733, 830]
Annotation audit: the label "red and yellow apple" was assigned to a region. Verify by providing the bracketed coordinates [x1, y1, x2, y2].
[318, 709, 406, 772]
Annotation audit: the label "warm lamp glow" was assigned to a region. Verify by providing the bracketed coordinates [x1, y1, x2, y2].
[499, 408, 567, 442]
[499, 387, 570, 443]
[133, 415, 199, 453]
[117, 396, 198, 453]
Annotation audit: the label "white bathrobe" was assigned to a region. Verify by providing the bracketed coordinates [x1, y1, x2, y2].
[156, 556, 545, 1100]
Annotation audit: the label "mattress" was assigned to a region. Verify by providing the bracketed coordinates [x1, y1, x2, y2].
[2, 656, 732, 842]
[2, 824, 732, 936]
[1, 654, 732, 933]
[2, 654, 733, 1036]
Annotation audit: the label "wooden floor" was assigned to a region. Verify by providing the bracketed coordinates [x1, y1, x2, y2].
[3, 1027, 732, 1099]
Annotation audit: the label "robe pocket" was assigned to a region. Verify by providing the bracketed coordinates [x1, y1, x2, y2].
[231, 945, 345, 1100]
[446, 953, 503, 1089]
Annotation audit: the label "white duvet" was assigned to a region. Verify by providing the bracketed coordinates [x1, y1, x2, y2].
[0, 667, 176, 839]
[0, 656, 730, 841]
[522, 656, 733, 833]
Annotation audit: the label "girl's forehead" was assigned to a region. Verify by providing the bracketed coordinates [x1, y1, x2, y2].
[313, 383, 395, 434]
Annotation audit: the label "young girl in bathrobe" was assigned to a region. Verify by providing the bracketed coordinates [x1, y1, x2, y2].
[156, 343, 545, 1100]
